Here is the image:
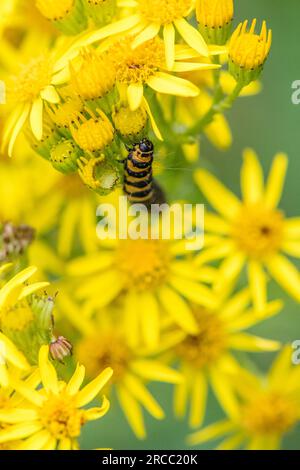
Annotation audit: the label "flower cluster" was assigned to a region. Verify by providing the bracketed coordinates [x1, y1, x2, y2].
[0, 0, 299, 452]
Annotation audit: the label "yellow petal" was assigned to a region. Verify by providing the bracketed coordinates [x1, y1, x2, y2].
[8, 104, 30, 157]
[147, 72, 199, 97]
[116, 384, 146, 439]
[124, 374, 164, 419]
[174, 18, 208, 57]
[39, 345, 59, 394]
[189, 372, 207, 428]
[139, 291, 160, 348]
[209, 367, 239, 419]
[248, 260, 267, 312]
[84, 396, 110, 421]
[40, 85, 60, 104]
[142, 96, 163, 141]
[229, 333, 280, 351]
[30, 97, 44, 140]
[66, 364, 86, 396]
[169, 276, 216, 309]
[0, 422, 43, 443]
[187, 420, 235, 446]
[131, 359, 182, 384]
[18, 430, 51, 450]
[158, 285, 198, 334]
[264, 153, 288, 209]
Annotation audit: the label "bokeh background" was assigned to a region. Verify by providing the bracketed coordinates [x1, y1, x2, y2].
[79, 0, 300, 450]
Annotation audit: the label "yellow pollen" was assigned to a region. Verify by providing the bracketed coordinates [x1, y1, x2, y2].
[196, 0, 233, 28]
[242, 392, 298, 436]
[229, 20, 272, 70]
[70, 108, 115, 152]
[70, 49, 116, 100]
[11, 56, 52, 103]
[35, 0, 74, 20]
[76, 333, 131, 381]
[232, 204, 284, 259]
[1, 303, 34, 332]
[137, 0, 192, 25]
[110, 37, 165, 85]
[113, 105, 147, 137]
[40, 392, 85, 440]
[176, 307, 226, 368]
[116, 239, 170, 291]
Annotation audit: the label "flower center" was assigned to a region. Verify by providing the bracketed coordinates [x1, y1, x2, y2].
[176, 308, 226, 368]
[11, 56, 52, 103]
[242, 392, 298, 436]
[137, 0, 192, 24]
[76, 333, 131, 381]
[232, 204, 284, 259]
[110, 37, 165, 85]
[35, 0, 74, 20]
[40, 392, 85, 440]
[116, 239, 170, 291]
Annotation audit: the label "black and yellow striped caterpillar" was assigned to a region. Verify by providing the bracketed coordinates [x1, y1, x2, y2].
[123, 139, 155, 204]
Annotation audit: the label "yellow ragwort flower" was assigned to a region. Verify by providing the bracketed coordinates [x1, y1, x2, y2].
[0, 345, 113, 450]
[173, 287, 281, 429]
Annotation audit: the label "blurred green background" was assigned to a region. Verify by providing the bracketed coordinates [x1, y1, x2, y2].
[80, 0, 300, 450]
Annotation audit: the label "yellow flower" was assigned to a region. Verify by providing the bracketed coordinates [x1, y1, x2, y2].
[67, 208, 216, 347]
[0, 345, 113, 450]
[172, 287, 282, 429]
[196, 0, 233, 28]
[58, 302, 183, 439]
[229, 20, 272, 85]
[78, 0, 209, 69]
[195, 150, 300, 310]
[188, 346, 300, 450]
